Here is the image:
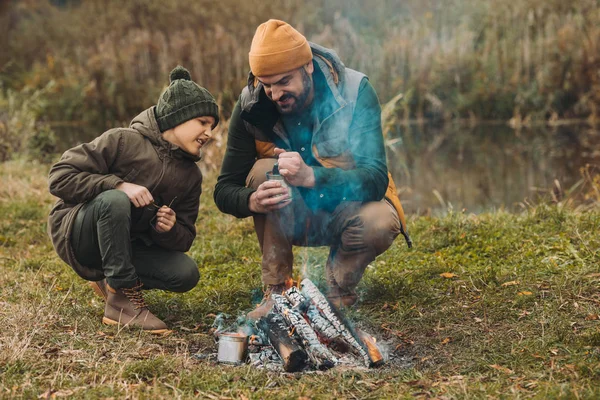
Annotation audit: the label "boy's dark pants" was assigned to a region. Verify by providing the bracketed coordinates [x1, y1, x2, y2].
[71, 190, 199, 291]
[246, 159, 401, 292]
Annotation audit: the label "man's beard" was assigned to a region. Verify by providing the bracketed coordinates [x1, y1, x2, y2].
[275, 68, 313, 115]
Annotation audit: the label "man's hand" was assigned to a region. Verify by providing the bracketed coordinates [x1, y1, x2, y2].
[248, 181, 291, 214]
[155, 206, 176, 233]
[116, 182, 153, 208]
[274, 148, 315, 188]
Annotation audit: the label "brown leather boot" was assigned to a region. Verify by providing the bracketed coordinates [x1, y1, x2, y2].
[327, 283, 358, 309]
[89, 279, 108, 301]
[103, 281, 169, 334]
[247, 283, 287, 321]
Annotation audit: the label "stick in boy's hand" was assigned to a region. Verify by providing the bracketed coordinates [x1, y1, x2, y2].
[116, 182, 154, 208]
[273, 148, 315, 188]
[155, 206, 176, 233]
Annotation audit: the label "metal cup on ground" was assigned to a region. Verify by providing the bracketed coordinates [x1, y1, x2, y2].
[217, 333, 248, 364]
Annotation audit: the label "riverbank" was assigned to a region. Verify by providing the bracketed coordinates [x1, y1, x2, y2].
[1, 159, 600, 398]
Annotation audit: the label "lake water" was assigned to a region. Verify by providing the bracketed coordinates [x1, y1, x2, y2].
[55, 121, 599, 215]
[386, 122, 600, 214]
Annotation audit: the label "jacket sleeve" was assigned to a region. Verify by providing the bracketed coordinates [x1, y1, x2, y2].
[311, 78, 389, 205]
[48, 129, 125, 204]
[149, 173, 201, 252]
[213, 100, 258, 218]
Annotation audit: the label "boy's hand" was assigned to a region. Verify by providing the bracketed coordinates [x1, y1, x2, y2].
[155, 206, 176, 233]
[274, 148, 315, 188]
[116, 182, 153, 207]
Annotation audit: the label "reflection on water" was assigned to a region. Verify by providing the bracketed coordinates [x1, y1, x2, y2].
[387, 122, 600, 214]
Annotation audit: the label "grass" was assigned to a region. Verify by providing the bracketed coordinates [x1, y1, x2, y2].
[1, 159, 600, 399]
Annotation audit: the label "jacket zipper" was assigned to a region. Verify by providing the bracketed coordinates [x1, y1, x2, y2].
[150, 150, 167, 194]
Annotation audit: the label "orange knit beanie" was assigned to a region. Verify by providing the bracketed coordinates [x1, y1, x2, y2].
[249, 19, 313, 77]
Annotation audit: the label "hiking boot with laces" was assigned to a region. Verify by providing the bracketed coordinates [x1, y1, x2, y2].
[103, 281, 169, 334]
[247, 283, 287, 321]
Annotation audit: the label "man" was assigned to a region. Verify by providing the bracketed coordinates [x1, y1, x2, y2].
[214, 20, 411, 319]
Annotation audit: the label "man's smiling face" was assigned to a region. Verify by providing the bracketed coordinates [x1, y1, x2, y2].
[257, 62, 314, 115]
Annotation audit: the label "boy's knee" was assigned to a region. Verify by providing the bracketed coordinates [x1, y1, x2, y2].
[96, 190, 131, 217]
[246, 158, 277, 189]
[167, 256, 200, 292]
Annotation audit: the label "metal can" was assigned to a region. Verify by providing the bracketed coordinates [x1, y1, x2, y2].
[217, 333, 248, 364]
[265, 172, 293, 200]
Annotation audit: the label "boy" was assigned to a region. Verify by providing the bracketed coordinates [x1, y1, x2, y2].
[48, 66, 218, 333]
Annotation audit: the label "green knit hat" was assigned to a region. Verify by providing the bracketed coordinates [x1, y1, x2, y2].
[155, 66, 219, 132]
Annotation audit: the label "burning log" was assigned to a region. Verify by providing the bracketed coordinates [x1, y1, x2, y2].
[356, 328, 384, 365]
[284, 287, 341, 342]
[257, 313, 308, 372]
[283, 285, 306, 307]
[300, 279, 375, 367]
[272, 294, 338, 370]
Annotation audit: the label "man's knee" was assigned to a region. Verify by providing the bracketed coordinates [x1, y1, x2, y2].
[341, 201, 400, 254]
[362, 201, 401, 252]
[165, 255, 200, 293]
[246, 158, 277, 189]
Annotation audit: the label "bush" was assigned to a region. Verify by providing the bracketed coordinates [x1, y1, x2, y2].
[0, 83, 57, 162]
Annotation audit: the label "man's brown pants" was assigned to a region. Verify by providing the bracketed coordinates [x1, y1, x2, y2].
[247, 159, 401, 292]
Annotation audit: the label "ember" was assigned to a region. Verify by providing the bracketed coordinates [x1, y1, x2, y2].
[357, 329, 384, 365]
[300, 279, 375, 366]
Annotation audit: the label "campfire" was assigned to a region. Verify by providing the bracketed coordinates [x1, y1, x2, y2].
[213, 278, 384, 372]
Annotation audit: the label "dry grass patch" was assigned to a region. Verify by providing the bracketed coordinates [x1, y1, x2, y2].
[2, 161, 600, 398]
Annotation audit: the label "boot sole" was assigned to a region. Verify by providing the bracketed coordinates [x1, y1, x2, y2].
[90, 281, 108, 301]
[102, 316, 170, 335]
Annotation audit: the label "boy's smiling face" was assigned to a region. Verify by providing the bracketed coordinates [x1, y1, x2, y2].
[164, 116, 216, 155]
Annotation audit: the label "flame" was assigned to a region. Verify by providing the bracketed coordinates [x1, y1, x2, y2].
[285, 278, 294, 289]
[358, 331, 383, 365]
[365, 336, 383, 364]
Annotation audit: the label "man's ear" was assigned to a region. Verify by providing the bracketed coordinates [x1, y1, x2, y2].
[304, 61, 314, 75]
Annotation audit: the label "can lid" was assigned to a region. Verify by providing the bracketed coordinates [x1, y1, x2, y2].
[219, 333, 247, 342]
